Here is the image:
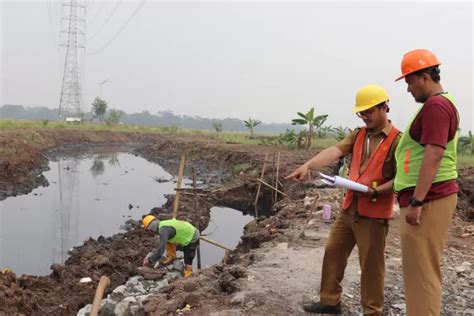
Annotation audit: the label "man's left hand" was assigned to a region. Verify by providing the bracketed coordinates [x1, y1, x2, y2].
[405, 205, 422, 225]
[354, 188, 374, 198]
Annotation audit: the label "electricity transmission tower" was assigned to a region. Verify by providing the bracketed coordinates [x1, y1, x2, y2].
[58, 0, 85, 118]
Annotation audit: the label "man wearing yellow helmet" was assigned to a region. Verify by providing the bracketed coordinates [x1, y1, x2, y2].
[142, 215, 199, 277]
[286, 84, 400, 315]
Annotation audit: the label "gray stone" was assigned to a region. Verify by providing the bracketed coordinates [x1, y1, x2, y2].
[130, 283, 147, 295]
[392, 303, 406, 311]
[166, 272, 180, 281]
[114, 301, 128, 316]
[77, 304, 92, 316]
[123, 296, 138, 304]
[230, 292, 246, 304]
[130, 304, 140, 315]
[245, 300, 256, 309]
[172, 260, 185, 272]
[455, 262, 472, 274]
[141, 280, 155, 290]
[136, 294, 152, 307]
[99, 298, 117, 316]
[126, 276, 143, 287]
[111, 285, 128, 301]
[114, 297, 138, 316]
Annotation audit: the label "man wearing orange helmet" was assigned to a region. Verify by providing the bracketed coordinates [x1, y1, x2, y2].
[286, 85, 400, 315]
[394, 49, 459, 315]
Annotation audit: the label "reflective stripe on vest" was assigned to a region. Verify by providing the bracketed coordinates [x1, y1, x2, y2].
[159, 219, 196, 246]
[394, 93, 458, 193]
[342, 126, 400, 219]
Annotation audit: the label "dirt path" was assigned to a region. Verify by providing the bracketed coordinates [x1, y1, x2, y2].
[0, 130, 473, 315]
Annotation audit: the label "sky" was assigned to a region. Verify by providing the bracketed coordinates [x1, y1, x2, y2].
[1, 0, 473, 132]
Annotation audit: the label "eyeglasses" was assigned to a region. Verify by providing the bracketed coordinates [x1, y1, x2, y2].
[356, 107, 378, 118]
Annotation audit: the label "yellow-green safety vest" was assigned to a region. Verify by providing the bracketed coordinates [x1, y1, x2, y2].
[159, 219, 196, 246]
[394, 93, 458, 193]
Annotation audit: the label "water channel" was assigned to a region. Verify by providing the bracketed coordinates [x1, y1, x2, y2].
[0, 151, 252, 275]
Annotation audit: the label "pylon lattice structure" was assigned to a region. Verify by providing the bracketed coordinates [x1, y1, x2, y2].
[58, 0, 85, 118]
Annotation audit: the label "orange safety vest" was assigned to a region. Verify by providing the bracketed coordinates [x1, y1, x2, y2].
[342, 126, 400, 219]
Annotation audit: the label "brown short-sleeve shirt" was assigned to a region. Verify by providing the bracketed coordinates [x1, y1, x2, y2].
[335, 123, 401, 180]
[335, 123, 401, 213]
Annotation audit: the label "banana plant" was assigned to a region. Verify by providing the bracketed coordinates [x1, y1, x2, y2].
[244, 118, 262, 139]
[291, 107, 328, 149]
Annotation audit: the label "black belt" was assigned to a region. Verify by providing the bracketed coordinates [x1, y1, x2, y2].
[348, 210, 388, 225]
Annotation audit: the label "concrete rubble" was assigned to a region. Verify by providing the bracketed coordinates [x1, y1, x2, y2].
[77, 262, 184, 316]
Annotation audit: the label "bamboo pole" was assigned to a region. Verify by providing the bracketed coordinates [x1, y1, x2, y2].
[274, 151, 281, 203]
[254, 152, 269, 217]
[192, 168, 202, 270]
[172, 155, 186, 219]
[256, 178, 288, 197]
[271, 151, 276, 203]
[90, 276, 110, 316]
[199, 236, 232, 251]
[179, 191, 207, 197]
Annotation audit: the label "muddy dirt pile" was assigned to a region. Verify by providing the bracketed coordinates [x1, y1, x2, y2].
[458, 167, 474, 219]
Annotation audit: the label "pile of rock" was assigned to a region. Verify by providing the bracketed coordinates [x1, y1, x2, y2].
[78, 262, 184, 316]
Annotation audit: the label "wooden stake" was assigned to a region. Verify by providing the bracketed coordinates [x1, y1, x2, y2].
[256, 178, 288, 197]
[254, 152, 269, 217]
[199, 236, 232, 251]
[271, 151, 276, 203]
[192, 167, 202, 270]
[172, 155, 186, 219]
[90, 276, 110, 316]
[274, 151, 281, 203]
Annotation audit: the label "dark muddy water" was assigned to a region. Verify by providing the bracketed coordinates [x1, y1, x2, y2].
[197, 206, 253, 269]
[0, 152, 251, 275]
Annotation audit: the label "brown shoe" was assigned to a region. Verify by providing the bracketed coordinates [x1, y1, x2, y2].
[302, 301, 341, 314]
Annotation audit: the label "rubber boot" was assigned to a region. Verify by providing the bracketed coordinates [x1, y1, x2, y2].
[160, 243, 177, 265]
[184, 265, 193, 277]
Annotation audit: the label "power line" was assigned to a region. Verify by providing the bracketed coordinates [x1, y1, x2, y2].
[46, 0, 58, 49]
[87, 0, 123, 42]
[87, 0, 107, 30]
[88, 0, 145, 55]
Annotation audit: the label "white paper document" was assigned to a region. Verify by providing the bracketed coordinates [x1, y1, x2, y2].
[319, 172, 369, 193]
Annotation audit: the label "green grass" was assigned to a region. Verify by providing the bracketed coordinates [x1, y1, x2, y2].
[311, 137, 338, 149]
[5, 119, 470, 167]
[458, 153, 474, 168]
[0, 118, 191, 134]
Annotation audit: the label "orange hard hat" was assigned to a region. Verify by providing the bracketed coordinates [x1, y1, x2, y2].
[395, 49, 441, 81]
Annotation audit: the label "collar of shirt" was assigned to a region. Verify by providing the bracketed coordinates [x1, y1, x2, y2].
[367, 121, 393, 138]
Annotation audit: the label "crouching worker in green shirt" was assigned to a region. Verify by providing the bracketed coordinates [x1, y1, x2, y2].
[142, 215, 199, 277]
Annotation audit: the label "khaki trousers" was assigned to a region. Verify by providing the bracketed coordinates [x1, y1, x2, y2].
[320, 212, 389, 315]
[400, 194, 457, 316]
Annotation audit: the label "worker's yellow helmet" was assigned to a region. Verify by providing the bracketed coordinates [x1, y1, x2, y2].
[142, 215, 157, 229]
[353, 84, 389, 113]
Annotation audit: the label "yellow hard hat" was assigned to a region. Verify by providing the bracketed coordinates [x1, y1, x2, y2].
[353, 84, 389, 113]
[142, 215, 157, 229]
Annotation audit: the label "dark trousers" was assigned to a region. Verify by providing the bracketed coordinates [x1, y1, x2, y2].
[183, 239, 199, 265]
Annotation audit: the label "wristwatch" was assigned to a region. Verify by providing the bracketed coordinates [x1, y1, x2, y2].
[409, 197, 423, 207]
